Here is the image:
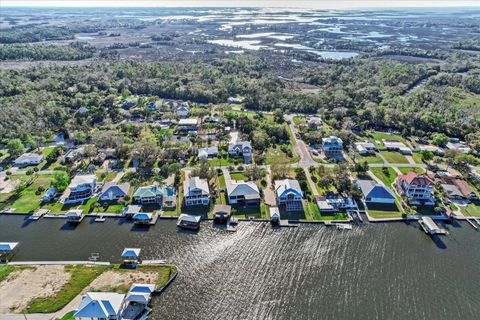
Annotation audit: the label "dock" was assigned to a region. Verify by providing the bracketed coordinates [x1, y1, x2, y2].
[226, 217, 238, 232]
[142, 259, 167, 265]
[94, 215, 106, 222]
[279, 219, 298, 228]
[418, 216, 448, 235]
[29, 209, 49, 220]
[150, 214, 159, 225]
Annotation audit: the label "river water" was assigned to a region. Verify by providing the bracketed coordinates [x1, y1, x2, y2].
[1, 215, 479, 320]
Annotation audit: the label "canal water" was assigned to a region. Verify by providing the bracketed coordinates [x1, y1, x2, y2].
[1, 215, 479, 320]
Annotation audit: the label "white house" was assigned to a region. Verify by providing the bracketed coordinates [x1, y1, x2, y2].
[176, 105, 189, 118]
[178, 118, 198, 131]
[14, 153, 43, 167]
[355, 142, 376, 155]
[64, 174, 97, 204]
[395, 172, 435, 205]
[322, 136, 343, 159]
[355, 180, 396, 204]
[226, 177, 260, 206]
[183, 176, 210, 206]
[198, 147, 219, 160]
[74, 292, 125, 320]
[274, 179, 303, 211]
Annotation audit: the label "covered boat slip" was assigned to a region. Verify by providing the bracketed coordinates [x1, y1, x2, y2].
[418, 217, 448, 235]
[0, 242, 18, 263]
[177, 214, 201, 230]
[121, 247, 142, 266]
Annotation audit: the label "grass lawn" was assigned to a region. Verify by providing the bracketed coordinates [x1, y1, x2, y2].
[292, 115, 304, 125]
[60, 311, 75, 320]
[25, 265, 109, 313]
[358, 155, 384, 164]
[411, 152, 424, 164]
[95, 171, 118, 183]
[370, 167, 397, 186]
[218, 175, 226, 189]
[379, 151, 409, 164]
[370, 132, 406, 146]
[4, 175, 53, 213]
[461, 203, 480, 217]
[231, 202, 267, 219]
[230, 171, 247, 181]
[208, 154, 240, 167]
[367, 202, 403, 219]
[398, 167, 425, 175]
[264, 146, 299, 165]
[0, 265, 16, 283]
[91, 203, 125, 214]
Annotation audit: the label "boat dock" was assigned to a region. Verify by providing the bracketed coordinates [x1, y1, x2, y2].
[29, 209, 49, 220]
[226, 217, 238, 232]
[279, 220, 298, 228]
[94, 215, 106, 222]
[418, 217, 448, 235]
[142, 259, 167, 265]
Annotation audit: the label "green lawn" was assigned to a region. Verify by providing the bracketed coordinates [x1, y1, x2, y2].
[230, 171, 247, 181]
[230, 202, 268, 219]
[367, 203, 403, 219]
[208, 154, 240, 167]
[370, 132, 406, 146]
[370, 167, 397, 186]
[95, 171, 118, 183]
[264, 146, 298, 165]
[25, 265, 109, 313]
[461, 203, 480, 217]
[411, 152, 424, 164]
[292, 115, 304, 125]
[91, 203, 125, 214]
[2, 175, 53, 213]
[218, 175, 226, 189]
[358, 155, 384, 164]
[0, 265, 16, 283]
[60, 311, 75, 320]
[379, 151, 409, 164]
[398, 167, 425, 175]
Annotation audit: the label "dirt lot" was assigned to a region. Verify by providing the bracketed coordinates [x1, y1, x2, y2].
[0, 265, 70, 313]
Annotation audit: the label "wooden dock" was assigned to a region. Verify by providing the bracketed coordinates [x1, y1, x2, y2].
[150, 214, 159, 225]
[279, 220, 298, 228]
[142, 259, 167, 265]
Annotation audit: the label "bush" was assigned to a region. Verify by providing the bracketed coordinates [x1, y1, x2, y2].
[26, 169, 34, 175]
[37, 186, 45, 192]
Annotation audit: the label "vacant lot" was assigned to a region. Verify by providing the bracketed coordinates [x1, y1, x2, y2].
[379, 151, 409, 164]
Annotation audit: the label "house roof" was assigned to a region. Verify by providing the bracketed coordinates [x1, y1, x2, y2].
[274, 179, 303, 197]
[178, 118, 198, 126]
[124, 205, 142, 214]
[101, 182, 130, 197]
[229, 141, 252, 151]
[355, 180, 395, 199]
[198, 147, 218, 157]
[269, 207, 280, 218]
[441, 184, 463, 198]
[322, 136, 343, 145]
[74, 292, 125, 319]
[0, 242, 18, 251]
[66, 209, 82, 217]
[398, 172, 434, 186]
[14, 153, 43, 163]
[184, 176, 209, 197]
[213, 204, 231, 214]
[70, 175, 97, 188]
[129, 283, 155, 294]
[121, 248, 141, 258]
[133, 185, 163, 198]
[226, 179, 260, 198]
[453, 179, 474, 197]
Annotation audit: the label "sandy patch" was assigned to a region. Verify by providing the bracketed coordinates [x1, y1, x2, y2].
[88, 270, 158, 292]
[0, 265, 70, 313]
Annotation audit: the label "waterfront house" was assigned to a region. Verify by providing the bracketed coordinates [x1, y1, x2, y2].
[395, 172, 435, 205]
[430, 171, 478, 202]
[64, 174, 97, 204]
[177, 214, 201, 230]
[176, 105, 189, 118]
[13, 153, 43, 167]
[274, 179, 303, 211]
[355, 180, 396, 204]
[74, 292, 125, 320]
[226, 178, 260, 206]
[99, 182, 130, 202]
[41, 186, 57, 203]
[183, 176, 210, 206]
[213, 204, 231, 222]
[322, 136, 343, 159]
[382, 139, 412, 155]
[355, 142, 376, 155]
[198, 146, 219, 160]
[316, 193, 357, 213]
[133, 212, 153, 225]
[228, 141, 252, 164]
[133, 185, 163, 205]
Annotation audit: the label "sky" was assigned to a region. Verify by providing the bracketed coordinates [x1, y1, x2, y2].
[2, 0, 480, 9]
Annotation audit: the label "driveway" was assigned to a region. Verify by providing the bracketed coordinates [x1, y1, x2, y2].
[263, 167, 277, 206]
[285, 114, 317, 168]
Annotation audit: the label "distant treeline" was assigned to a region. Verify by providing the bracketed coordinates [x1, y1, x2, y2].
[0, 42, 95, 61]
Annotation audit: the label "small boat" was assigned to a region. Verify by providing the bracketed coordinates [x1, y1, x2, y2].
[226, 217, 238, 232]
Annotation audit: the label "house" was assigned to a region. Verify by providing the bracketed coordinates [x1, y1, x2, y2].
[213, 204, 231, 222]
[322, 136, 343, 159]
[203, 115, 219, 123]
[198, 146, 219, 160]
[441, 184, 465, 200]
[122, 284, 155, 318]
[382, 139, 412, 155]
[64, 174, 97, 204]
[316, 193, 357, 212]
[74, 292, 125, 320]
[178, 118, 198, 132]
[355, 180, 396, 204]
[64, 147, 84, 163]
[77, 107, 90, 114]
[431, 171, 478, 201]
[226, 178, 260, 206]
[184, 176, 210, 206]
[41, 186, 57, 203]
[133, 185, 163, 205]
[446, 141, 471, 154]
[95, 148, 116, 164]
[99, 182, 130, 202]
[418, 144, 445, 155]
[176, 105, 189, 118]
[395, 172, 435, 205]
[228, 141, 252, 164]
[227, 97, 243, 104]
[274, 179, 303, 211]
[122, 97, 138, 109]
[355, 142, 376, 155]
[14, 153, 43, 167]
[307, 116, 322, 130]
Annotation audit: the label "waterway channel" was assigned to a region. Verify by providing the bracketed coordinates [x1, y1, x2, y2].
[0, 215, 479, 319]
